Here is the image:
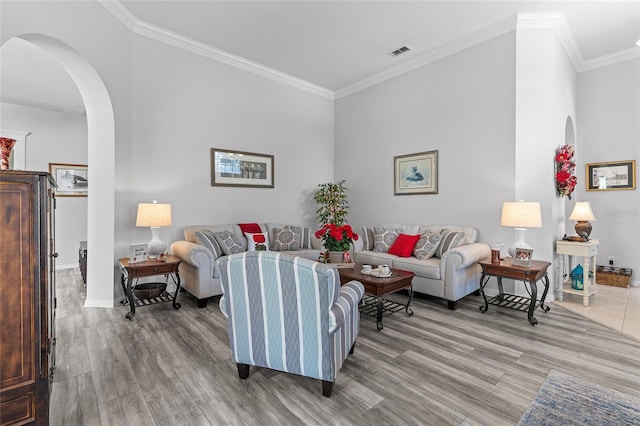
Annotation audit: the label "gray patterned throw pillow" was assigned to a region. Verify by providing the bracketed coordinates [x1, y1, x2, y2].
[435, 230, 465, 258]
[271, 225, 302, 251]
[213, 231, 245, 255]
[195, 230, 224, 259]
[413, 232, 443, 260]
[372, 226, 403, 253]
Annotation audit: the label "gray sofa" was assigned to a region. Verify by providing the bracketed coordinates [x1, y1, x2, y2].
[169, 223, 322, 307]
[353, 224, 490, 309]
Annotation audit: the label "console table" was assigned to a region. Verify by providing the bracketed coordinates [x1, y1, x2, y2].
[118, 256, 182, 320]
[478, 258, 551, 326]
[556, 239, 599, 307]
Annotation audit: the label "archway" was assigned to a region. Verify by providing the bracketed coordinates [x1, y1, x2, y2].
[565, 116, 575, 146]
[6, 34, 116, 307]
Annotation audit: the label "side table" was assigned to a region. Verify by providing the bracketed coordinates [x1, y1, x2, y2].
[118, 255, 182, 320]
[556, 239, 599, 306]
[478, 258, 551, 326]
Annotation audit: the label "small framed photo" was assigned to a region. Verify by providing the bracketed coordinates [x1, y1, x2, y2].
[128, 243, 148, 264]
[394, 150, 438, 195]
[211, 148, 274, 188]
[49, 163, 88, 197]
[512, 248, 533, 267]
[586, 160, 636, 191]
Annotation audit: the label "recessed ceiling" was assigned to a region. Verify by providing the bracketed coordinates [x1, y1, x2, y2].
[1, 1, 639, 112]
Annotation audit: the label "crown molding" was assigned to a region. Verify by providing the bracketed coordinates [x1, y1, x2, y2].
[336, 14, 518, 99]
[578, 48, 640, 72]
[98, 1, 333, 99]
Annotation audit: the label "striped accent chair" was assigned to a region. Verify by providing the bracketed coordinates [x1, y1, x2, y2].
[218, 251, 364, 397]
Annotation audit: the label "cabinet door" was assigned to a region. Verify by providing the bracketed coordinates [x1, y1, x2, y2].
[46, 185, 57, 383]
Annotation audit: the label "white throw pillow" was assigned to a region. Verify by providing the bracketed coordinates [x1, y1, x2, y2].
[245, 232, 269, 251]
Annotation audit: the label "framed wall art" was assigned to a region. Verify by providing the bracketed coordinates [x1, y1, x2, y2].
[211, 148, 274, 188]
[394, 150, 438, 195]
[586, 160, 635, 191]
[512, 248, 533, 267]
[49, 163, 88, 197]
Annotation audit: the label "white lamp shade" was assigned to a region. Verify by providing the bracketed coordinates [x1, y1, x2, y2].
[569, 202, 596, 221]
[136, 202, 172, 227]
[500, 201, 542, 228]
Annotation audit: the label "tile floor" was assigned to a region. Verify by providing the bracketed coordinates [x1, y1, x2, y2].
[554, 283, 640, 341]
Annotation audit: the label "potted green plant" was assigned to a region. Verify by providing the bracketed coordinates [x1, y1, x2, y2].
[313, 180, 358, 262]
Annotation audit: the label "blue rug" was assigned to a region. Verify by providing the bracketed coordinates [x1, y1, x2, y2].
[518, 370, 640, 425]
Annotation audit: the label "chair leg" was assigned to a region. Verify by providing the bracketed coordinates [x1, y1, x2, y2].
[197, 298, 208, 308]
[237, 363, 250, 379]
[349, 341, 356, 355]
[447, 300, 458, 310]
[321, 380, 334, 397]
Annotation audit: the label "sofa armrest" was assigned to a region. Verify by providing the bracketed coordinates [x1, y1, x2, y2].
[329, 280, 365, 334]
[170, 240, 215, 277]
[441, 242, 490, 270]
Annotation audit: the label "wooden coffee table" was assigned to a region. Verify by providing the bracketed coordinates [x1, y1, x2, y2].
[338, 265, 415, 330]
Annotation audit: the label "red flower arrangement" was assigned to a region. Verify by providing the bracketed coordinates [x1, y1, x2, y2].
[555, 144, 577, 199]
[315, 223, 359, 252]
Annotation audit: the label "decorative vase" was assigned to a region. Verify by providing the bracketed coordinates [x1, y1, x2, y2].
[327, 251, 345, 264]
[0, 138, 17, 170]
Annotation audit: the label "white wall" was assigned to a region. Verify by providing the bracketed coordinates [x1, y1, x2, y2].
[0, 103, 88, 268]
[336, 33, 517, 245]
[577, 58, 640, 285]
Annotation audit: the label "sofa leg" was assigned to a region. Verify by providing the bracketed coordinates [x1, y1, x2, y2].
[237, 363, 250, 379]
[321, 380, 334, 397]
[349, 341, 356, 355]
[197, 298, 208, 308]
[447, 300, 458, 310]
[473, 289, 481, 296]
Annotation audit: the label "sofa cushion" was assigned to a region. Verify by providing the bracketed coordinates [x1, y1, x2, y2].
[271, 225, 302, 251]
[388, 234, 420, 257]
[373, 226, 404, 252]
[355, 250, 398, 266]
[213, 230, 246, 255]
[361, 226, 375, 251]
[195, 230, 224, 260]
[435, 230, 465, 258]
[392, 256, 441, 280]
[245, 232, 269, 251]
[413, 232, 443, 260]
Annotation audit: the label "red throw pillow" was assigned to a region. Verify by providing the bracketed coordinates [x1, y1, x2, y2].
[388, 233, 421, 257]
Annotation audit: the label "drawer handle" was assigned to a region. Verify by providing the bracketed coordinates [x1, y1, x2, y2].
[153, 267, 159, 272]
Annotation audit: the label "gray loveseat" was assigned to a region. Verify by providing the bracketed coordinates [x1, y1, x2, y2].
[170, 223, 322, 307]
[353, 224, 490, 309]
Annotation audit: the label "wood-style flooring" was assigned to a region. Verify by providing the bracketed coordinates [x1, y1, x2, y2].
[51, 268, 640, 425]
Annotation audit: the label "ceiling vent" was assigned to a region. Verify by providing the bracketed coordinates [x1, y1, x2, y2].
[389, 45, 412, 57]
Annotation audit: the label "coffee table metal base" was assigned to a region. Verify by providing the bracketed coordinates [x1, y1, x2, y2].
[359, 289, 414, 330]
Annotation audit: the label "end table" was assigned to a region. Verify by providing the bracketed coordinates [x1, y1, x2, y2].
[118, 255, 182, 320]
[556, 239, 598, 306]
[478, 258, 551, 326]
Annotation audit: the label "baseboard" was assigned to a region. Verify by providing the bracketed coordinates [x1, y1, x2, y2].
[83, 299, 114, 308]
[56, 263, 79, 270]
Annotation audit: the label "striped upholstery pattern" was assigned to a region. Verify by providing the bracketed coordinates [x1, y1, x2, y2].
[218, 251, 364, 384]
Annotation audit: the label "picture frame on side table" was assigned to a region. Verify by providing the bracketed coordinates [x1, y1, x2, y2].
[128, 243, 148, 264]
[394, 150, 438, 195]
[211, 148, 274, 188]
[586, 160, 636, 191]
[49, 163, 88, 197]
[512, 248, 533, 267]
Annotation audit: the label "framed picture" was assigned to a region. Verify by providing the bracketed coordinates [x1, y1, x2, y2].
[49, 163, 88, 197]
[128, 243, 148, 264]
[394, 150, 438, 195]
[211, 148, 274, 188]
[586, 160, 636, 191]
[512, 248, 533, 267]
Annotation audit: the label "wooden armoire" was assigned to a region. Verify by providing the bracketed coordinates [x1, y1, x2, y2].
[0, 171, 57, 425]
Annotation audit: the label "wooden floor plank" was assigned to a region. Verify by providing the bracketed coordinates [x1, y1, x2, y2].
[51, 268, 640, 425]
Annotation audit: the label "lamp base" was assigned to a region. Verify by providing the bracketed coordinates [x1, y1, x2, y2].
[508, 227, 533, 257]
[574, 221, 592, 239]
[147, 227, 166, 259]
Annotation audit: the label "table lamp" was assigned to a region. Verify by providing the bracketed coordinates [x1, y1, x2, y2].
[136, 200, 172, 259]
[569, 201, 596, 239]
[500, 200, 542, 257]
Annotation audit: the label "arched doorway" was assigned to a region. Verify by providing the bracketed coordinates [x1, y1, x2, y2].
[4, 34, 116, 307]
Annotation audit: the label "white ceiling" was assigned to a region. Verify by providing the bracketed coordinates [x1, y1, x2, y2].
[1, 1, 639, 112]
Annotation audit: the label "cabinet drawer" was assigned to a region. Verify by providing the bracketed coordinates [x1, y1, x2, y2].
[0, 392, 35, 426]
[127, 263, 178, 278]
